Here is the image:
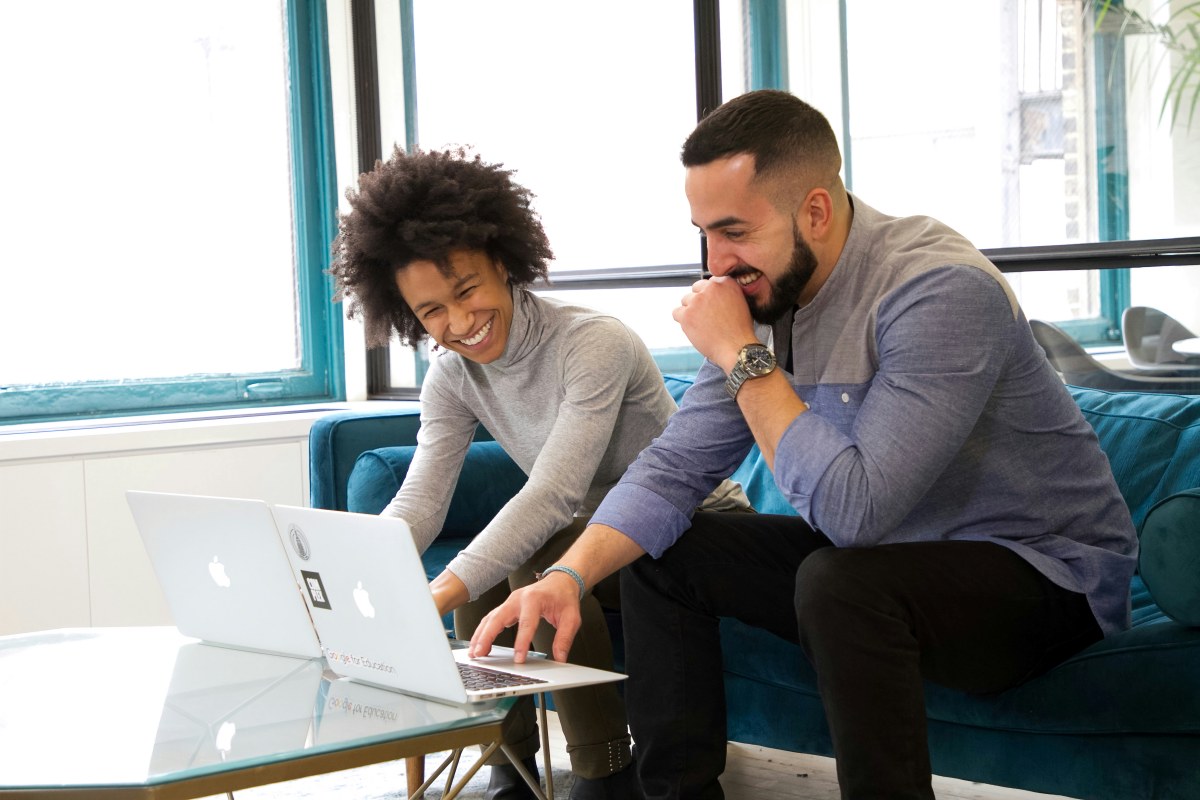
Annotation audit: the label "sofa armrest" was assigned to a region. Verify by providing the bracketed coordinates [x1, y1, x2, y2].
[309, 406, 508, 512]
[1139, 487, 1200, 627]
[309, 408, 424, 511]
[347, 441, 528, 540]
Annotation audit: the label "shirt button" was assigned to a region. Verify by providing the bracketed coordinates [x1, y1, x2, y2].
[841, 392, 850, 403]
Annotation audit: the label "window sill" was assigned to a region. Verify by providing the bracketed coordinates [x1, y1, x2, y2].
[0, 400, 418, 464]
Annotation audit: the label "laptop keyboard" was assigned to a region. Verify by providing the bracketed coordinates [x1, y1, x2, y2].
[457, 661, 548, 691]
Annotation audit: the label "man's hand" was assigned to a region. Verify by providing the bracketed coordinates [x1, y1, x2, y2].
[468, 524, 646, 663]
[468, 571, 582, 663]
[672, 276, 758, 371]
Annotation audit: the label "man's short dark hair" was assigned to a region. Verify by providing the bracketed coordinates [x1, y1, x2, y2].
[330, 146, 553, 347]
[681, 90, 841, 190]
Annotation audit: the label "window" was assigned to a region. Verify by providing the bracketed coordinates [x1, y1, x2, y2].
[0, 0, 342, 424]
[364, 0, 1199, 395]
[363, 1, 705, 391]
[747, 0, 1199, 344]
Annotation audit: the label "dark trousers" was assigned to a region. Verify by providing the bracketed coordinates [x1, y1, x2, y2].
[620, 511, 1102, 800]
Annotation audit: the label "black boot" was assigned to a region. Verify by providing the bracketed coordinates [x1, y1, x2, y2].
[569, 760, 643, 800]
[484, 755, 541, 800]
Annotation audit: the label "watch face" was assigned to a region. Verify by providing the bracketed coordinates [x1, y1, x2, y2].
[741, 344, 776, 376]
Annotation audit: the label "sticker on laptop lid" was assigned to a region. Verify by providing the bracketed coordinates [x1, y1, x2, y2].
[289, 524, 311, 560]
[301, 570, 331, 610]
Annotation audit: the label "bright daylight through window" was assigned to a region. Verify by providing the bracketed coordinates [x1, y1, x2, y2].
[835, 0, 1198, 341]
[378, 0, 701, 387]
[375, 0, 1197, 393]
[0, 0, 338, 423]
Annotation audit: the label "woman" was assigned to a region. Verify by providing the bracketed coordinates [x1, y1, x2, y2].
[330, 146, 744, 800]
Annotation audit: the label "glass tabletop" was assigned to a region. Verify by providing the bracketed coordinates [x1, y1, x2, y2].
[0, 627, 512, 793]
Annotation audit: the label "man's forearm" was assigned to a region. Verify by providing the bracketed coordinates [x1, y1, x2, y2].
[546, 523, 647, 593]
[733, 369, 808, 471]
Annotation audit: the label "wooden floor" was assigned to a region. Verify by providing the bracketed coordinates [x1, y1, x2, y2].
[721, 741, 1075, 800]
[219, 709, 1077, 799]
[579, 713, 1076, 800]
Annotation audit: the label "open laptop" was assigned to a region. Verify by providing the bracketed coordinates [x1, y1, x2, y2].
[269, 504, 626, 706]
[127, 491, 324, 660]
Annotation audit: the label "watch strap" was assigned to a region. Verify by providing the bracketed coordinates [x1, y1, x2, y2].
[725, 363, 752, 399]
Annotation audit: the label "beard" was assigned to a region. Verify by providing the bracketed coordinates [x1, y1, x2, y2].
[746, 224, 819, 324]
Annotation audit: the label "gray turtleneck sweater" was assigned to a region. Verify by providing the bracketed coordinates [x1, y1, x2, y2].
[382, 287, 743, 599]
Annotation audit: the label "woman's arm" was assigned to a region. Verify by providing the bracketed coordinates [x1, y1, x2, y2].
[382, 357, 479, 554]
[444, 317, 652, 600]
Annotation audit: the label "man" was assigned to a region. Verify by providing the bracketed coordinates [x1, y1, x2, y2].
[470, 90, 1138, 800]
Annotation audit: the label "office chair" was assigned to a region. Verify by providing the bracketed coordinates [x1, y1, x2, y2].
[1122, 306, 1200, 370]
[1030, 319, 1200, 394]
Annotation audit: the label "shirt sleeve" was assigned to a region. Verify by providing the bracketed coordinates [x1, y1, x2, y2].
[774, 266, 1019, 546]
[593, 358, 757, 558]
[381, 356, 477, 555]
[446, 317, 649, 597]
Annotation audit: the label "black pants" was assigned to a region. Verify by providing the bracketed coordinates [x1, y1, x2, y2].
[620, 511, 1102, 800]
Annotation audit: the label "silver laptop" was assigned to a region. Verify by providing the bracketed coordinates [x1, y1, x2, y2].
[269, 504, 626, 705]
[127, 491, 324, 660]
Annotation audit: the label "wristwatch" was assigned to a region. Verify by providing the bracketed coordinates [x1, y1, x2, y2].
[724, 343, 777, 399]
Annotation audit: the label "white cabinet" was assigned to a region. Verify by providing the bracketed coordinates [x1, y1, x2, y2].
[0, 411, 327, 635]
[0, 461, 90, 634]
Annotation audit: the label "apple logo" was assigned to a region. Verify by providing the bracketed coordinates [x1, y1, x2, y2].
[352, 581, 376, 618]
[208, 556, 231, 588]
[215, 721, 236, 756]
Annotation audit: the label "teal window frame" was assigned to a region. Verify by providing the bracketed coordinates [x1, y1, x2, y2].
[0, 0, 343, 425]
[746, 0, 788, 92]
[1056, 8, 1132, 346]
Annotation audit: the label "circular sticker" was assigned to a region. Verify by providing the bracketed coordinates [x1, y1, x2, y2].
[289, 524, 311, 561]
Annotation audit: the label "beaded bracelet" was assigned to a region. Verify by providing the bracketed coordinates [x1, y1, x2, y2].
[536, 564, 586, 600]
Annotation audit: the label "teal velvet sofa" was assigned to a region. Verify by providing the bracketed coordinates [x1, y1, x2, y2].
[308, 378, 1200, 799]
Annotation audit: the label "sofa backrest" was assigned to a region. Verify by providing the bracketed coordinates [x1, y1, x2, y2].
[670, 376, 1200, 530]
[347, 441, 527, 543]
[309, 407, 495, 512]
[312, 379, 1200, 558]
[1067, 386, 1200, 530]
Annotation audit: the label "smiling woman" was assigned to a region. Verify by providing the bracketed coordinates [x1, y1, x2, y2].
[328, 145, 747, 796]
[396, 252, 515, 364]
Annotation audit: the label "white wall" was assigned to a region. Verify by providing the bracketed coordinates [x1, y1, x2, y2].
[0, 412, 318, 636]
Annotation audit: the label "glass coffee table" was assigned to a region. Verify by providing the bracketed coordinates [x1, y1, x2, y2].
[0, 627, 527, 799]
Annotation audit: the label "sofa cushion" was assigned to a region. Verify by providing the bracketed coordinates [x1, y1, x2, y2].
[924, 619, 1200, 735]
[1139, 488, 1200, 627]
[664, 373, 795, 515]
[1068, 386, 1200, 529]
[721, 605, 1200, 737]
[346, 441, 528, 542]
